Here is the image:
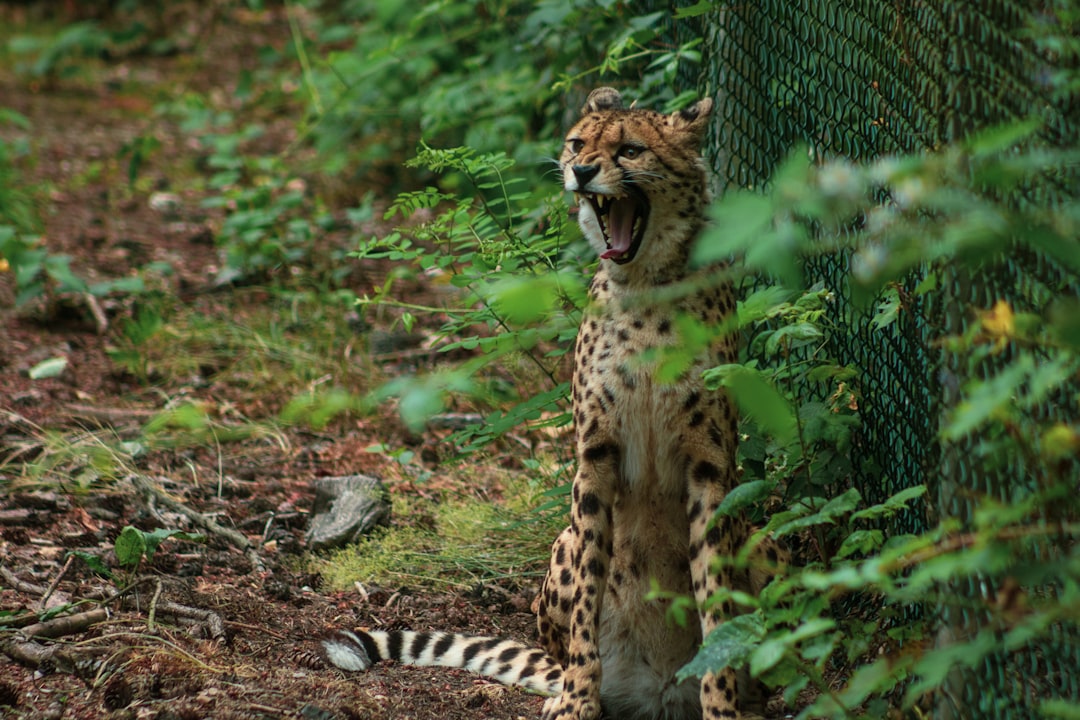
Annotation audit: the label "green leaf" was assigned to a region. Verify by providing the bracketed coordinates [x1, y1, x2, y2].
[280, 389, 358, 429]
[0, 107, 31, 129]
[457, 383, 570, 451]
[15, 280, 46, 306]
[489, 275, 559, 325]
[114, 526, 204, 568]
[749, 637, 787, 676]
[783, 675, 810, 708]
[679, 613, 765, 680]
[851, 485, 927, 521]
[737, 286, 794, 327]
[114, 526, 147, 568]
[715, 479, 778, 517]
[66, 550, 113, 580]
[399, 384, 447, 430]
[871, 287, 901, 330]
[90, 275, 145, 296]
[785, 617, 837, 645]
[43, 253, 87, 292]
[772, 488, 862, 536]
[704, 365, 796, 443]
[28, 356, 67, 379]
[964, 118, 1042, 158]
[750, 617, 835, 676]
[37, 603, 77, 622]
[144, 403, 210, 434]
[836, 529, 884, 558]
[673, 1, 713, 18]
[801, 565, 868, 592]
[837, 657, 901, 707]
[1041, 700, 1080, 719]
[943, 356, 1033, 440]
[142, 528, 205, 560]
[819, 487, 862, 516]
[1027, 226, 1080, 277]
[694, 192, 773, 268]
[1024, 354, 1078, 409]
[1049, 297, 1080, 351]
[904, 629, 998, 705]
[764, 322, 822, 355]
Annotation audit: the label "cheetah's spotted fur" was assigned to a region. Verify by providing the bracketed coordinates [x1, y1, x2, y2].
[322, 88, 776, 720]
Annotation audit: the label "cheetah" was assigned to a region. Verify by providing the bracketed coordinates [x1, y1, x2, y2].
[322, 88, 772, 720]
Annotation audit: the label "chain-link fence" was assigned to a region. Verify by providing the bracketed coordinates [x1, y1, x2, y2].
[693, 1, 1079, 718]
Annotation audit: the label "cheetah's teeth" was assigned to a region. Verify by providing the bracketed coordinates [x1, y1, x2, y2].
[588, 193, 629, 216]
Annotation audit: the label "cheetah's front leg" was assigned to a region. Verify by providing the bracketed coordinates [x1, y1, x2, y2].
[687, 455, 743, 719]
[541, 443, 617, 720]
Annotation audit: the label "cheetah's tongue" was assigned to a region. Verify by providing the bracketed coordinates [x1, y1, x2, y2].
[600, 197, 636, 260]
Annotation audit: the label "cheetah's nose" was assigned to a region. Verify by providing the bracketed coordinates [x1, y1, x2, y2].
[572, 164, 600, 188]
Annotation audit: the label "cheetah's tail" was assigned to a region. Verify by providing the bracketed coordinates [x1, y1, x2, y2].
[321, 629, 563, 696]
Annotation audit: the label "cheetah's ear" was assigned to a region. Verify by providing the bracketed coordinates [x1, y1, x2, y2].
[670, 96, 714, 144]
[582, 87, 624, 114]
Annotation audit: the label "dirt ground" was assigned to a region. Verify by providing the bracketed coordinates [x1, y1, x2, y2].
[0, 4, 547, 719]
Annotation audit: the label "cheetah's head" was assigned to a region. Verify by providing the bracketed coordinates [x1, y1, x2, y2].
[560, 87, 713, 268]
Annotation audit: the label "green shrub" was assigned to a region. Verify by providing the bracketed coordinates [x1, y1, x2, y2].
[682, 125, 1080, 718]
[294, 0, 703, 186]
[352, 143, 586, 440]
[0, 125, 88, 305]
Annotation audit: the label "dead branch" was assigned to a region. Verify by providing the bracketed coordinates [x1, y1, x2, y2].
[39, 555, 74, 612]
[0, 612, 40, 630]
[128, 474, 265, 572]
[1, 566, 48, 596]
[62, 403, 157, 425]
[147, 578, 164, 632]
[83, 292, 108, 335]
[0, 409, 39, 434]
[2, 639, 103, 677]
[0, 508, 39, 526]
[2, 638, 58, 668]
[156, 600, 226, 641]
[19, 608, 109, 640]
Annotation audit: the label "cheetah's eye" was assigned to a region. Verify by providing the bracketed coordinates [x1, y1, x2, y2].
[618, 144, 645, 159]
[568, 138, 585, 154]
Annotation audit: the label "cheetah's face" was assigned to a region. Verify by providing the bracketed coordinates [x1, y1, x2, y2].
[560, 88, 713, 266]
[562, 137, 652, 265]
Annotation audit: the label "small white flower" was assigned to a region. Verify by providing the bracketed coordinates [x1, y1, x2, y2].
[817, 161, 861, 199]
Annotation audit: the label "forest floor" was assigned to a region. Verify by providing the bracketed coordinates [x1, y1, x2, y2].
[0, 4, 550, 719]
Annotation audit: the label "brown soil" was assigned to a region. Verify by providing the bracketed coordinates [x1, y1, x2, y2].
[0, 4, 545, 719]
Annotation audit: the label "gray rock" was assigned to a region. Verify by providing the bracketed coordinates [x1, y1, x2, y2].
[306, 475, 391, 551]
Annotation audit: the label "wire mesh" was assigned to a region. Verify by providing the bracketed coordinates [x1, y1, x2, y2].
[694, 1, 1080, 717]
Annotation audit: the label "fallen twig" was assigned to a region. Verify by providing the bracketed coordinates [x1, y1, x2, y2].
[40, 555, 74, 612]
[3, 639, 105, 676]
[83, 292, 108, 335]
[0, 566, 47, 596]
[156, 600, 226, 642]
[0, 410, 39, 434]
[128, 474, 265, 572]
[0, 612, 39, 629]
[63, 403, 157, 425]
[20, 608, 109, 640]
[147, 578, 164, 633]
[2, 638, 59, 668]
[0, 508, 40, 526]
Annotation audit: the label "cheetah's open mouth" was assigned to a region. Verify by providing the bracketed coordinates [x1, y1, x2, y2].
[584, 190, 649, 264]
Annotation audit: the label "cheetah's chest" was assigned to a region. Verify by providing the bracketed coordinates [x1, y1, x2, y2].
[575, 297, 708, 497]
[577, 301, 708, 720]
